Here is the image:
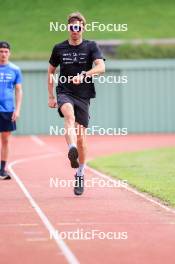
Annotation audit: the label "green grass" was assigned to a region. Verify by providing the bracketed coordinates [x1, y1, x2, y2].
[0, 0, 175, 59]
[88, 147, 175, 207]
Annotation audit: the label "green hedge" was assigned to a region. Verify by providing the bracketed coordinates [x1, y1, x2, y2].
[116, 44, 175, 59]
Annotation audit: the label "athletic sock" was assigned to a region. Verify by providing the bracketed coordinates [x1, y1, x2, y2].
[77, 164, 85, 176]
[1, 160, 6, 172]
[68, 143, 76, 150]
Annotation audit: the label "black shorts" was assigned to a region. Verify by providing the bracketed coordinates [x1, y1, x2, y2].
[0, 112, 16, 132]
[57, 93, 90, 128]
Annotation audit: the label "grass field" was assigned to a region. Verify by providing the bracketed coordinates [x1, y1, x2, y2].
[88, 147, 175, 207]
[1, 0, 175, 59]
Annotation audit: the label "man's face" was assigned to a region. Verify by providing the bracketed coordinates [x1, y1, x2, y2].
[0, 48, 10, 64]
[68, 20, 84, 41]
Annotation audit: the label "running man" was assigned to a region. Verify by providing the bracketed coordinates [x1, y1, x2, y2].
[0, 41, 23, 179]
[48, 12, 105, 195]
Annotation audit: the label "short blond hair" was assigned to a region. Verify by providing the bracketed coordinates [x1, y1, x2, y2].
[67, 12, 86, 26]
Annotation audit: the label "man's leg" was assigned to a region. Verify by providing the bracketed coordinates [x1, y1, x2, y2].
[73, 123, 87, 195]
[60, 103, 76, 145]
[0, 132, 11, 179]
[60, 103, 79, 168]
[76, 122, 87, 175]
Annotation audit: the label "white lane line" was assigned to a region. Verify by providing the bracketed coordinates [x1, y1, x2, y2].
[87, 166, 175, 215]
[33, 135, 175, 216]
[0, 211, 32, 213]
[56, 222, 175, 225]
[19, 223, 39, 226]
[30, 135, 63, 154]
[30, 135, 46, 146]
[23, 231, 44, 234]
[26, 238, 49, 242]
[0, 223, 38, 227]
[8, 155, 80, 264]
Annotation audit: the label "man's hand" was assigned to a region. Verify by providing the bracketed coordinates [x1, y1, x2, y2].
[71, 73, 84, 85]
[48, 97, 57, 108]
[12, 109, 20, 122]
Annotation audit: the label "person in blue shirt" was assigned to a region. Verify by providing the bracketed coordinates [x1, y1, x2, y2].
[0, 41, 23, 180]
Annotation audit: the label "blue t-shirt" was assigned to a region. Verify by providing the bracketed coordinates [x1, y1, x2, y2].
[0, 62, 22, 112]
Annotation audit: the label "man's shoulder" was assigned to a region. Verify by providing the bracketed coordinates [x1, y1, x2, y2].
[8, 62, 21, 72]
[53, 40, 69, 50]
[82, 39, 98, 49]
[53, 40, 97, 49]
[83, 39, 96, 44]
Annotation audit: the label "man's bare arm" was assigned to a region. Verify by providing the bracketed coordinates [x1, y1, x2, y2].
[86, 59, 105, 77]
[48, 64, 57, 108]
[12, 84, 22, 121]
[71, 59, 105, 85]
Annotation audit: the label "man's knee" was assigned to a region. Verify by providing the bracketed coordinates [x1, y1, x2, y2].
[1, 133, 10, 145]
[65, 114, 75, 125]
[61, 103, 75, 125]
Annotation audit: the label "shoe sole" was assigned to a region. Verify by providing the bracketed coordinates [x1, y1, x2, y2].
[74, 175, 84, 195]
[74, 190, 84, 195]
[68, 147, 79, 168]
[0, 175, 11, 180]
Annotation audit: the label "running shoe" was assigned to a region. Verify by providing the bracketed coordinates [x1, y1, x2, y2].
[68, 147, 79, 168]
[74, 173, 84, 195]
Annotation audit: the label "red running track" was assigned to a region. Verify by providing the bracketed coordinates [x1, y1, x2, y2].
[0, 134, 175, 264]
